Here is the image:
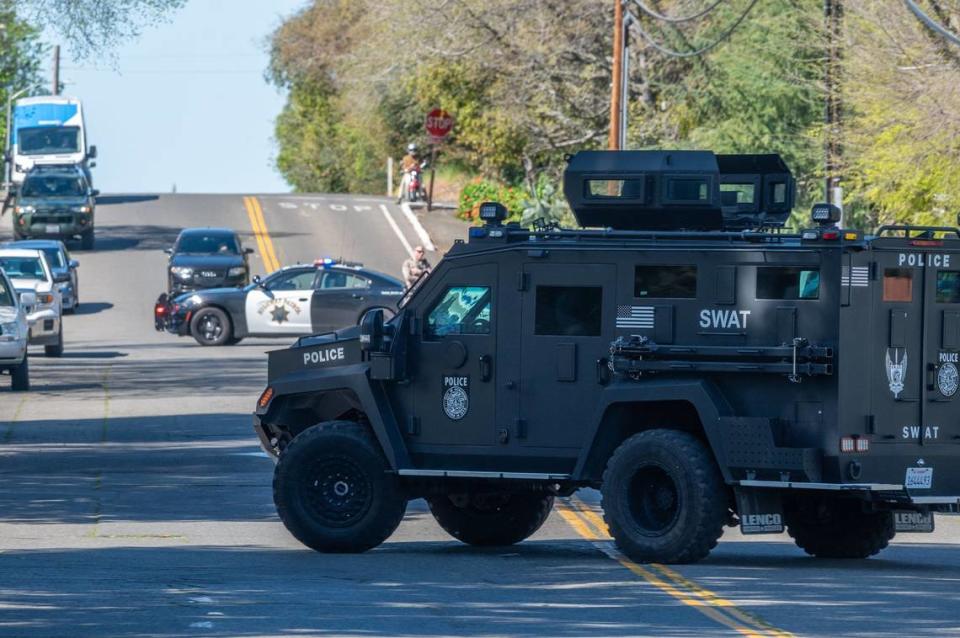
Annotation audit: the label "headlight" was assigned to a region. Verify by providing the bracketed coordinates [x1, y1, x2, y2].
[71, 205, 91, 213]
[228, 266, 246, 277]
[36, 293, 55, 305]
[171, 266, 194, 279]
[1, 321, 18, 336]
[15, 205, 35, 214]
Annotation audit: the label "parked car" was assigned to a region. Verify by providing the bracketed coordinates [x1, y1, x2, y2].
[0, 267, 30, 391]
[12, 164, 98, 250]
[3, 239, 79, 312]
[165, 227, 253, 295]
[0, 248, 63, 357]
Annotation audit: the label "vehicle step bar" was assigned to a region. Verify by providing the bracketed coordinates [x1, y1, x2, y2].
[739, 480, 903, 491]
[397, 469, 571, 480]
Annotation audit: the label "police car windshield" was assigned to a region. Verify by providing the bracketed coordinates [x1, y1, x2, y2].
[0, 257, 45, 280]
[21, 175, 86, 198]
[18, 126, 81, 155]
[0, 277, 13, 306]
[177, 234, 239, 255]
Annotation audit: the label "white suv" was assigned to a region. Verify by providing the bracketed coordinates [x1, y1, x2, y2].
[0, 267, 31, 390]
[0, 248, 63, 357]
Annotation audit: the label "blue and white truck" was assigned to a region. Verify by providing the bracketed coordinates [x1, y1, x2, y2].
[8, 96, 96, 189]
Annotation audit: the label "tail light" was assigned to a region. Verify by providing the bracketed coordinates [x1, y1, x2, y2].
[258, 387, 274, 409]
[840, 436, 869, 453]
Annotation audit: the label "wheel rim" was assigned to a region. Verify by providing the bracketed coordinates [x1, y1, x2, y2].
[198, 313, 223, 342]
[302, 457, 372, 527]
[627, 464, 681, 535]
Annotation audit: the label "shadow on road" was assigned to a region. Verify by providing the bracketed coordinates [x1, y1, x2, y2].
[92, 224, 183, 252]
[72, 301, 114, 315]
[96, 195, 160, 206]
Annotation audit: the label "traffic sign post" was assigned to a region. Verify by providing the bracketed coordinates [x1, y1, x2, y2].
[424, 109, 453, 211]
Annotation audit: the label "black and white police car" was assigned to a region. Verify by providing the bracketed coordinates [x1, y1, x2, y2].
[155, 259, 405, 346]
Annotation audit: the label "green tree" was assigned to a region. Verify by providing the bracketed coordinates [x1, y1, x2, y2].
[0, 0, 45, 155]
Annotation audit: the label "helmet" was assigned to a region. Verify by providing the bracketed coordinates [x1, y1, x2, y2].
[407, 143, 418, 154]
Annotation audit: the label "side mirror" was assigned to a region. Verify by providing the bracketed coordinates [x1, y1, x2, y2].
[69, 259, 79, 269]
[244, 247, 254, 255]
[19, 291, 36, 307]
[89, 161, 97, 168]
[163, 247, 173, 255]
[53, 272, 70, 283]
[359, 309, 385, 352]
[88, 145, 97, 159]
[90, 188, 99, 197]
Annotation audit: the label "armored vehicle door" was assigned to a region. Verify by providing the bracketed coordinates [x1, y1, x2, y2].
[517, 263, 617, 448]
[870, 242, 960, 447]
[409, 263, 499, 447]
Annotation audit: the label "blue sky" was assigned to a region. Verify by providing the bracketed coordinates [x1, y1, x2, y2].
[54, 0, 307, 193]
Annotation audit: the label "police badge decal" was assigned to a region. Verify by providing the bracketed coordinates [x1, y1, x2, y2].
[886, 348, 907, 399]
[442, 375, 469, 420]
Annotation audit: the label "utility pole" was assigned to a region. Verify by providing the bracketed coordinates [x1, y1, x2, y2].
[609, 0, 624, 150]
[52, 45, 60, 95]
[824, 0, 843, 211]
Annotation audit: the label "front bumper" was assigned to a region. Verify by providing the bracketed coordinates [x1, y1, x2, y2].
[168, 274, 247, 295]
[26, 308, 60, 345]
[253, 414, 279, 461]
[0, 336, 27, 367]
[18, 214, 92, 238]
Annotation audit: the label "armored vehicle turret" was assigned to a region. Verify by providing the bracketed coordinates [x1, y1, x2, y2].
[254, 150, 960, 564]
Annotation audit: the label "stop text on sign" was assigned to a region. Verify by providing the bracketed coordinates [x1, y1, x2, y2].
[425, 108, 453, 142]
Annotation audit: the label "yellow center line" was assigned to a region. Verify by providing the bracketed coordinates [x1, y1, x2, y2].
[557, 498, 794, 638]
[243, 196, 279, 273]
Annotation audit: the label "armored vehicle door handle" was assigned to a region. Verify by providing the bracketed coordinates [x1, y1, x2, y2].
[479, 354, 492, 382]
[596, 358, 611, 385]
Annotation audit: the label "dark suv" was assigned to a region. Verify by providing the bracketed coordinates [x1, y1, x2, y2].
[165, 227, 253, 294]
[13, 165, 98, 249]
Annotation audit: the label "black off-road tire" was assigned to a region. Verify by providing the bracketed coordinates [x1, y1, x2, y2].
[44, 328, 64, 357]
[273, 420, 407, 553]
[10, 356, 29, 392]
[427, 492, 554, 546]
[601, 429, 728, 564]
[785, 498, 895, 559]
[190, 307, 232, 346]
[81, 229, 95, 250]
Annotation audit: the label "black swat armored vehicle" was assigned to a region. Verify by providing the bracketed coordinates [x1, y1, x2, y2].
[254, 150, 960, 564]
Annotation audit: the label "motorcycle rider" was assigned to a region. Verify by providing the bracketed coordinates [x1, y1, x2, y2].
[397, 143, 421, 203]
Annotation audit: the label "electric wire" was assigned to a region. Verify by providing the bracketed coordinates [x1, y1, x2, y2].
[628, 0, 761, 58]
[632, 0, 725, 24]
[903, 0, 960, 47]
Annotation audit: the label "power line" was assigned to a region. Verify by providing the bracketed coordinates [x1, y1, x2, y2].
[628, 0, 761, 58]
[903, 0, 960, 47]
[632, 0, 725, 24]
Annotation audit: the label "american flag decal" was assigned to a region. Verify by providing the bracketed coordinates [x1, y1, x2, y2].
[841, 266, 869, 288]
[616, 305, 655, 329]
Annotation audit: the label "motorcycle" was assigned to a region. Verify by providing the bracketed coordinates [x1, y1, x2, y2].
[398, 159, 429, 203]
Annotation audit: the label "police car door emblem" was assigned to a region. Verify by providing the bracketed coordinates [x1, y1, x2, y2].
[442, 375, 469, 420]
[270, 304, 290, 324]
[886, 348, 907, 398]
[937, 362, 958, 397]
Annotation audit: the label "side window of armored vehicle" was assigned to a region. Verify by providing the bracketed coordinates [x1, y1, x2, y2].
[719, 183, 755, 206]
[634, 265, 697, 298]
[771, 182, 787, 205]
[425, 286, 492, 338]
[756, 267, 820, 300]
[586, 179, 644, 199]
[883, 268, 913, 302]
[666, 178, 709, 203]
[936, 271, 960, 303]
[534, 285, 602, 336]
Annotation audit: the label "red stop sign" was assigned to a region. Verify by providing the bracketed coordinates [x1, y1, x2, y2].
[425, 109, 454, 142]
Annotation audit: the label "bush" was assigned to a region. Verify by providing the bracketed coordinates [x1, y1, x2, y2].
[457, 178, 525, 222]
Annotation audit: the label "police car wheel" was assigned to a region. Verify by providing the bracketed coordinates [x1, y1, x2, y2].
[426, 492, 554, 546]
[601, 429, 728, 564]
[10, 357, 29, 392]
[273, 420, 407, 553]
[190, 307, 232, 346]
[785, 496, 895, 559]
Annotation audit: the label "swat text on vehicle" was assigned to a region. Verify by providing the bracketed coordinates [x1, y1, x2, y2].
[254, 150, 960, 564]
[156, 259, 404, 346]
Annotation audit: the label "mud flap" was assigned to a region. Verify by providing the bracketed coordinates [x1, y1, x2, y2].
[735, 488, 785, 534]
[894, 510, 935, 533]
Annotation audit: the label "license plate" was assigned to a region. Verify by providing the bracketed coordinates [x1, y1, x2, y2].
[905, 466, 933, 489]
[201, 271, 217, 278]
[894, 510, 935, 533]
[45, 224, 60, 234]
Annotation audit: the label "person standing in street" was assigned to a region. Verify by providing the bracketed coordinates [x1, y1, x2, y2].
[402, 245, 431, 289]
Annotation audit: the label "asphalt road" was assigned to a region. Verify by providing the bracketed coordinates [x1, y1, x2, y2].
[1, 194, 959, 638]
